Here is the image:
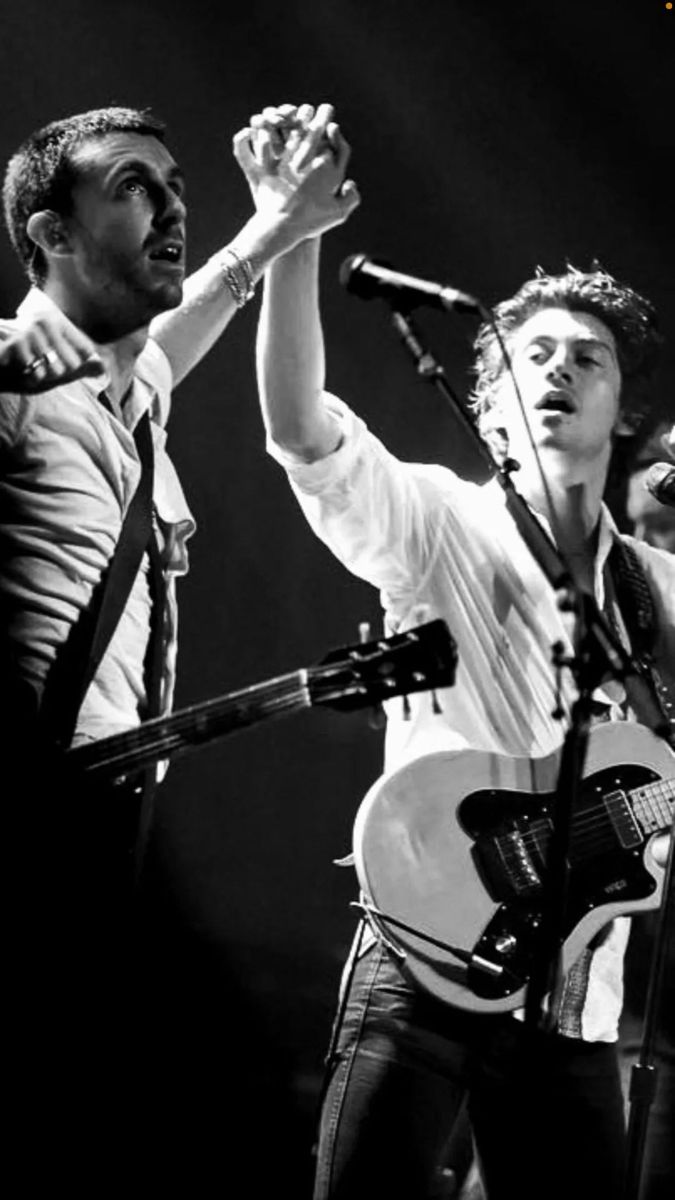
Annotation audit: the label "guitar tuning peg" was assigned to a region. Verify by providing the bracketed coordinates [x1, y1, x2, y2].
[359, 620, 387, 730]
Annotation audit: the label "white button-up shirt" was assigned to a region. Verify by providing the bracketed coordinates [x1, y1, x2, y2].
[0, 289, 196, 748]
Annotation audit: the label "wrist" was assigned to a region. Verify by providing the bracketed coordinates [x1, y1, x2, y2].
[208, 245, 256, 308]
[264, 236, 321, 282]
[231, 210, 319, 276]
[206, 214, 320, 309]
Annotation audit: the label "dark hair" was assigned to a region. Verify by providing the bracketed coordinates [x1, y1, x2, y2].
[2, 105, 166, 285]
[470, 264, 662, 437]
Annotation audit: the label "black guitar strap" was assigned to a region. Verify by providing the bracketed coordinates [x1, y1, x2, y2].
[558, 537, 674, 1037]
[40, 408, 166, 750]
[607, 535, 675, 748]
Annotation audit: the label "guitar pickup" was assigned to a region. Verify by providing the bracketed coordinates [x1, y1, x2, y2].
[603, 790, 643, 849]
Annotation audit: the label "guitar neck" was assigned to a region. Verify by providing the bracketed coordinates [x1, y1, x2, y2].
[66, 669, 311, 779]
[631, 777, 675, 837]
[62, 618, 458, 782]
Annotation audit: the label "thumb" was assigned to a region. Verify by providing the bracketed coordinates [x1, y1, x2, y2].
[80, 355, 105, 377]
[232, 128, 258, 180]
[336, 179, 361, 216]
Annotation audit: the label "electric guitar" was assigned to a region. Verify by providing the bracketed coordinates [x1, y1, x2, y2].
[353, 720, 674, 1014]
[65, 619, 457, 780]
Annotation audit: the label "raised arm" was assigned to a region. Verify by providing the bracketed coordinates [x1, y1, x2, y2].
[182, 104, 344, 466]
[246, 104, 359, 462]
[151, 102, 359, 390]
[256, 231, 342, 463]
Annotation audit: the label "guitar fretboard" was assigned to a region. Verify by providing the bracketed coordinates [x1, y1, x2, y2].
[67, 671, 310, 777]
[631, 778, 675, 835]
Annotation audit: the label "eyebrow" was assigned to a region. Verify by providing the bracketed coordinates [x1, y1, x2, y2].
[107, 158, 186, 189]
[576, 337, 616, 358]
[525, 334, 617, 362]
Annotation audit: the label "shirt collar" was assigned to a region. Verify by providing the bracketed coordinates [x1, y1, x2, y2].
[488, 474, 620, 596]
[596, 503, 619, 568]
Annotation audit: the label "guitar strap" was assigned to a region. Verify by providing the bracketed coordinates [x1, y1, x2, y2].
[133, 473, 166, 877]
[40, 407, 167, 767]
[607, 535, 675, 748]
[556, 537, 673, 1037]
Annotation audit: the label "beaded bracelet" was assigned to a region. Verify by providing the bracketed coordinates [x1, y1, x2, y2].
[214, 246, 256, 308]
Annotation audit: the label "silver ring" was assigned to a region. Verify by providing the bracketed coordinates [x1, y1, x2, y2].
[23, 355, 46, 375]
[43, 349, 60, 367]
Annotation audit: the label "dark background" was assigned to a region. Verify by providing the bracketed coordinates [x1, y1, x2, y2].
[1, 1, 673, 1192]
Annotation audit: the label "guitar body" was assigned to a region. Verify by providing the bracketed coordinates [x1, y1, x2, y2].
[353, 721, 674, 1014]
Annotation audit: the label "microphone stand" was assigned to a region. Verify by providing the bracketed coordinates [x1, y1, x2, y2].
[386, 303, 641, 1030]
[623, 811, 675, 1200]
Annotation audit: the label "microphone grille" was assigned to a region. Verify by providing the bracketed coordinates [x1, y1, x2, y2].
[339, 253, 368, 292]
[644, 460, 675, 501]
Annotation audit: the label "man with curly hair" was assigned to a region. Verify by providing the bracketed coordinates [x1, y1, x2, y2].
[245, 104, 675, 1200]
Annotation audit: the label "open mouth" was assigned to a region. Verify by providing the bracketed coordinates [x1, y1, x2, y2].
[148, 242, 184, 265]
[536, 390, 575, 415]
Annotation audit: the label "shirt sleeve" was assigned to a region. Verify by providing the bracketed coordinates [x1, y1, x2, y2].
[266, 393, 465, 600]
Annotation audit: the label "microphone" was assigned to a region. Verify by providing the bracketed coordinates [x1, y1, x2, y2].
[340, 253, 481, 315]
[645, 461, 675, 508]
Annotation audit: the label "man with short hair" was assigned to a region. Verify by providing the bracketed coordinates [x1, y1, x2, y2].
[0, 101, 357, 1184]
[1, 102, 357, 741]
[623, 420, 675, 554]
[244, 104, 675, 1199]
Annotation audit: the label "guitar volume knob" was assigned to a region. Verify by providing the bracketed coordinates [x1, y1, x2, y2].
[493, 934, 518, 956]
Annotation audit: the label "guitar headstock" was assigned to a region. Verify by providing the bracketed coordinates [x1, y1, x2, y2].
[309, 619, 458, 712]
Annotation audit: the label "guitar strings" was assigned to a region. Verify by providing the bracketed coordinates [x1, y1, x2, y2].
[72, 650, 423, 776]
[497, 781, 674, 865]
[73, 678, 310, 773]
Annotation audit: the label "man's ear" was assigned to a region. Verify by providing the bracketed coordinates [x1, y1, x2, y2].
[484, 425, 510, 466]
[613, 410, 641, 439]
[478, 407, 510, 465]
[25, 210, 73, 260]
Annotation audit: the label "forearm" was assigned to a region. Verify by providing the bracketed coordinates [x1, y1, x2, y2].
[154, 102, 359, 389]
[150, 209, 315, 387]
[256, 237, 341, 462]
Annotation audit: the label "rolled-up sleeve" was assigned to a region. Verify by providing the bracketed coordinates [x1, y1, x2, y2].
[266, 394, 452, 597]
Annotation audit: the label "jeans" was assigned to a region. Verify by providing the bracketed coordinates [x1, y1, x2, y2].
[313, 931, 627, 1200]
[5, 761, 146, 1189]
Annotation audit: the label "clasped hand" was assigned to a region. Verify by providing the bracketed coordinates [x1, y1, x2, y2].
[233, 102, 360, 246]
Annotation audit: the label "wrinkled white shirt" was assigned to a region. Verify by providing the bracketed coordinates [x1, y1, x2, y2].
[0, 289, 196, 748]
[269, 395, 675, 1041]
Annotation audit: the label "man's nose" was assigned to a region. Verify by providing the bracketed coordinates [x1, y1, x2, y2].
[155, 184, 186, 227]
[545, 349, 574, 384]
